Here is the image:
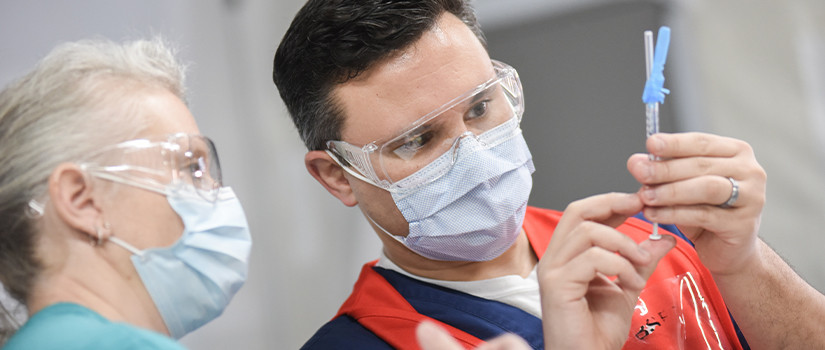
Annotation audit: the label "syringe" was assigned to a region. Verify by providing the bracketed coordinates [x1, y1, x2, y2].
[642, 26, 671, 240]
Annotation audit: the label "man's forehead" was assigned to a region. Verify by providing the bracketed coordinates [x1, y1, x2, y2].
[334, 14, 492, 144]
[334, 62, 493, 145]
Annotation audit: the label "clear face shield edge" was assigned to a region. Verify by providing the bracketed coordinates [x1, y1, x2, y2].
[326, 59, 525, 193]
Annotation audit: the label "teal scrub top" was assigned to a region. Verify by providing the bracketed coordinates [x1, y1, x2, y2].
[2, 303, 185, 350]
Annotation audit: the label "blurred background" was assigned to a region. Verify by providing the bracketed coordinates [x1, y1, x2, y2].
[1, 0, 822, 348]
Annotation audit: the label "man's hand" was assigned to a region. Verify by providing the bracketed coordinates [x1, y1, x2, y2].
[539, 192, 675, 349]
[417, 193, 674, 350]
[627, 132, 767, 276]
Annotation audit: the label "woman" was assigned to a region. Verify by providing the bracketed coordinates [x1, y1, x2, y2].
[0, 38, 251, 349]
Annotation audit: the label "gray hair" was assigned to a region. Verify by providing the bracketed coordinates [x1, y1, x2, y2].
[0, 37, 187, 311]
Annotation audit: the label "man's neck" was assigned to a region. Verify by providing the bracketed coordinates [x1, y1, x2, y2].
[380, 230, 538, 281]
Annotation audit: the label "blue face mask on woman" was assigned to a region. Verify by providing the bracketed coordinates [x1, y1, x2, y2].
[108, 185, 251, 339]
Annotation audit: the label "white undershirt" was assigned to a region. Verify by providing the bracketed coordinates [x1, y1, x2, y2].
[376, 252, 543, 318]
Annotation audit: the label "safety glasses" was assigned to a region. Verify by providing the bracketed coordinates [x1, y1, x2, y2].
[326, 60, 524, 192]
[80, 133, 222, 202]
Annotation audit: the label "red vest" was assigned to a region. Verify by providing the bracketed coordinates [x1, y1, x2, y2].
[336, 206, 743, 349]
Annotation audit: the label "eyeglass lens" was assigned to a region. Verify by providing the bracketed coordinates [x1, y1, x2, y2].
[376, 80, 518, 183]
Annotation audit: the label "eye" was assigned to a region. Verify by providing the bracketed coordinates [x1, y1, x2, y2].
[189, 157, 207, 179]
[392, 132, 434, 160]
[182, 151, 208, 179]
[466, 100, 490, 120]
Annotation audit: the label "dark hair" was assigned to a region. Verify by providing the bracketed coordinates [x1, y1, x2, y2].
[272, 0, 486, 150]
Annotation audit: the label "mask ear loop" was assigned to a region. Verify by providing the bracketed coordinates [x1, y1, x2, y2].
[92, 221, 146, 259]
[364, 213, 407, 246]
[107, 236, 146, 260]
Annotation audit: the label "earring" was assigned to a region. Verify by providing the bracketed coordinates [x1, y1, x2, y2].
[26, 199, 45, 218]
[93, 222, 111, 246]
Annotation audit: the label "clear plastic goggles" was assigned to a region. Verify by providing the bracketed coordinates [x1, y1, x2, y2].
[326, 60, 524, 192]
[80, 133, 222, 202]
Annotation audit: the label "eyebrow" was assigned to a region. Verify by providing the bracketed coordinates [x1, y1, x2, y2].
[382, 77, 499, 143]
[468, 85, 494, 105]
[186, 143, 210, 157]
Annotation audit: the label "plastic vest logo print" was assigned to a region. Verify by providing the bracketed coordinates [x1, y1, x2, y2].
[625, 272, 735, 349]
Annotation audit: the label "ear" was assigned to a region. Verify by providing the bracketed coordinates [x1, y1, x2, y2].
[305, 150, 358, 207]
[48, 163, 103, 240]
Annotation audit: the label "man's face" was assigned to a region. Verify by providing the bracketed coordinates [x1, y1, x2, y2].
[332, 12, 494, 236]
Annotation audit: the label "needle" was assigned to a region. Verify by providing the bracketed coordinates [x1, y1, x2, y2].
[641, 26, 671, 240]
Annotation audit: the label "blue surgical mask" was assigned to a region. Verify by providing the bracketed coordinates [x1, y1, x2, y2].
[369, 126, 534, 261]
[108, 185, 251, 339]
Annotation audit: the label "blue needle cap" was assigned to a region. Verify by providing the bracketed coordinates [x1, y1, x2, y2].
[642, 26, 671, 104]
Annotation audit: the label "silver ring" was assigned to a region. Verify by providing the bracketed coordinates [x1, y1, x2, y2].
[720, 177, 739, 208]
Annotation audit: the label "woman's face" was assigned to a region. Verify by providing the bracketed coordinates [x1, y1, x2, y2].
[101, 89, 202, 253]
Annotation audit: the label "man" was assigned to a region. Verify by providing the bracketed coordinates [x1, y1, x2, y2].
[272, 0, 825, 348]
